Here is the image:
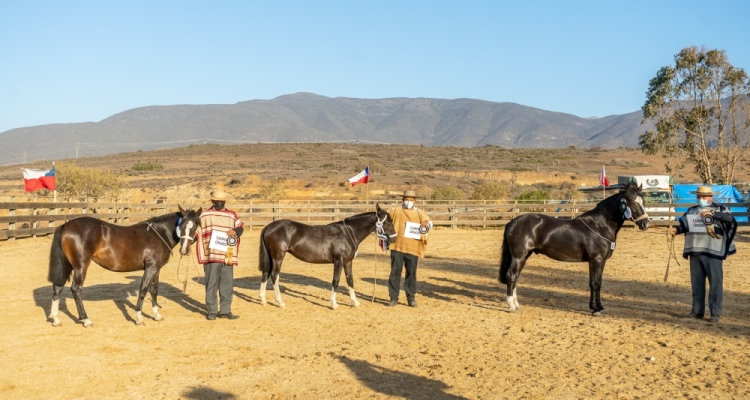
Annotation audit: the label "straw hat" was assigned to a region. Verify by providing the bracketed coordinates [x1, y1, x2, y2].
[210, 188, 231, 202]
[689, 186, 719, 196]
[399, 190, 421, 199]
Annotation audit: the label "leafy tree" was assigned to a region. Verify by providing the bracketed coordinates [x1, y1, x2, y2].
[431, 186, 466, 201]
[56, 162, 123, 201]
[471, 180, 509, 200]
[640, 46, 750, 184]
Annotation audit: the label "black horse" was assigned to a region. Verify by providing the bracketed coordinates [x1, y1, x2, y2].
[258, 204, 396, 309]
[499, 184, 650, 315]
[47, 206, 202, 327]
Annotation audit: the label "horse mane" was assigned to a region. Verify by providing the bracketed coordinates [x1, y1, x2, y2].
[340, 211, 376, 224]
[142, 212, 181, 227]
[580, 191, 624, 217]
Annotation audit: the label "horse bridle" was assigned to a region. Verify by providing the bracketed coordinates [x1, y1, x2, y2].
[174, 217, 197, 242]
[342, 212, 394, 248]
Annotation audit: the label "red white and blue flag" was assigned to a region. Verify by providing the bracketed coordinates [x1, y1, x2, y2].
[22, 165, 56, 192]
[348, 166, 370, 186]
[599, 164, 609, 188]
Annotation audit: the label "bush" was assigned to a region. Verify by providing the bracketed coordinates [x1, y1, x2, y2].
[132, 161, 163, 171]
[516, 190, 551, 201]
[258, 183, 286, 202]
[56, 162, 123, 201]
[431, 186, 466, 201]
[471, 180, 509, 200]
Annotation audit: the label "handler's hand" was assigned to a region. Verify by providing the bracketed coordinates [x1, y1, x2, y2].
[700, 210, 713, 219]
[667, 227, 677, 236]
[227, 229, 237, 238]
[420, 221, 430, 228]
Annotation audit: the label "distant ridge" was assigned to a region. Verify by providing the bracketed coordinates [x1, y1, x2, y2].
[0, 93, 652, 164]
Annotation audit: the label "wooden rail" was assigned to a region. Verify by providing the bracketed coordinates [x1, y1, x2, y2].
[1, 200, 748, 241]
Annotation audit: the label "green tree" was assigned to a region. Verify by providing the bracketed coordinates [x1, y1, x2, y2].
[56, 162, 123, 201]
[516, 189, 550, 202]
[640, 46, 750, 184]
[471, 180, 509, 200]
[431, 186, 466, 201]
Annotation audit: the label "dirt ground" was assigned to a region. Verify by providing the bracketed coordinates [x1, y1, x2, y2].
[2, 227, 750, 399]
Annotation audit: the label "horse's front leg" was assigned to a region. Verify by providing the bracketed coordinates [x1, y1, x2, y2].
[588, 260, 605, 315]
[149, 269, 163, 321]
[135, 264, 158, 325]
[343, 259, 359, 307]
[271, 258, 285, 308]
[330, 259, 344, 310]
[506, 258, 526, 313]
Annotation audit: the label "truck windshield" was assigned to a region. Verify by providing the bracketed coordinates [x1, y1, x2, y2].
[644, 192, 671, 203]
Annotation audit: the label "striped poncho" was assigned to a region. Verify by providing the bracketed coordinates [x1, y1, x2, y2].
[196, 207, 244, 266]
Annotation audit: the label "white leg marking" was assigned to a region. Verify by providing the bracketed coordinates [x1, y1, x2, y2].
[153, 305, 163, 321]
[348, 287, 360, 307]
[135, 311, 145, 325]
[82, 318, 92, 327]
[273, 275, 285, 308]
[259, 280, 267, 305]
[330, 287, 339, 310]
[50, 299, 61, 326]
[506, 295, 517, 312]
[513, 288, 520, 309]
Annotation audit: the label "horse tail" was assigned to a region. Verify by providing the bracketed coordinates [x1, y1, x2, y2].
[258, 225, 271, 275]
[48, 224, 73, 286]
[499, 229, 512, 284]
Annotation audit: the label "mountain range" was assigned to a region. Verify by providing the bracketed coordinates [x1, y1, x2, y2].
[0, 93, 652, 165]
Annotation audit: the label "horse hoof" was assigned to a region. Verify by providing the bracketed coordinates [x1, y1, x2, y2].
[592, 311, 603, 317]
[278, 303, 286, 308]
[507, 308, 518, 313]
[154, 314, 163, 321]
[352, 302, 360, 307]
[260, 301, 267, 306]
[135, 319, 145, 325]
[331, 304, 338, 310]
[51, 320, 62, 327]
[82, 319, 93, 327]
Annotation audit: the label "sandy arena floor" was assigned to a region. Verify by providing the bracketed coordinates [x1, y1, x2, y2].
[1, 227, 750, 399]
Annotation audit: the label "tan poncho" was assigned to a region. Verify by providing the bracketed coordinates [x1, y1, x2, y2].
[196, 208, 244, 265]
[387, 206, 431, 258]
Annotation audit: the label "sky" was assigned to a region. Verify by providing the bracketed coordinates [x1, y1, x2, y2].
[1, 0, 749, 134]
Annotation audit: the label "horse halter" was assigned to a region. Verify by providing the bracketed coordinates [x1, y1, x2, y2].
[175, 217, 196, 242]
[375, 213, 396, 241]
[621, 199, 648, 222]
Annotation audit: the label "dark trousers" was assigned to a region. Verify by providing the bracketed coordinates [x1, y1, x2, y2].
[689, 256, 723, 316]
[389, 251, 419, 301]
[204, 262, 234, 315]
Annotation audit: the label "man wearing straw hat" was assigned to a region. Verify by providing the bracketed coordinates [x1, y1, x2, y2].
[196, 189, 244, 320]
[668, 186, 737, 323]
[386, 190, 433, 307]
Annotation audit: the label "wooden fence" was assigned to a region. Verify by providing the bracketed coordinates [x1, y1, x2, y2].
[1, 199, 749, 241]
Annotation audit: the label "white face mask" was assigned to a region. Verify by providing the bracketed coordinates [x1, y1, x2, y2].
[403, 200, 414, 209]
[698, 199, 710, 207]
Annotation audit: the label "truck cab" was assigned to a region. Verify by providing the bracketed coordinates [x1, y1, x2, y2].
[617, 175, 674, 221]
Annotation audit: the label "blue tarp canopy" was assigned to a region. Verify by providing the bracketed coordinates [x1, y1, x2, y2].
[673, 184, 747, 222]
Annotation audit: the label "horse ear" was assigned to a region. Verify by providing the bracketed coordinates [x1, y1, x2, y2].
[638, 184, 643, 191]
[178, 204, 187, 217]
[196, 207, 203, 216]
[376, 203, 382, 212]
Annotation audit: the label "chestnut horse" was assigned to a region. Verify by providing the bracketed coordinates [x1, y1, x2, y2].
[499, 184, 650, 315]
[258, 204, 396, 309]
[47, 206, 202, 327]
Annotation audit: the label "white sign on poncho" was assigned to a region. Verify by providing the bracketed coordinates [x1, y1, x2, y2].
[209, 230, 229, 252]
[403, 221, 422, 240]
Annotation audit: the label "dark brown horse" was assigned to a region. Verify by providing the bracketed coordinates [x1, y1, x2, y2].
[47, 205, 202, 327]
[499, 184, 650, 315]
[258, 204, 396, 309]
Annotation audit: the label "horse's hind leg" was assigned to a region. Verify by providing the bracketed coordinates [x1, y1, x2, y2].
[330, 259, 344, 310]
[149, 270, 163, 321]
[506, 255, 528, 313]
[343, 260, 359, 307]
[70, 267, 92, 327]
[589, 260, 605, 315]
[271, 258, 285, 308]
[49, 284, 64, 327]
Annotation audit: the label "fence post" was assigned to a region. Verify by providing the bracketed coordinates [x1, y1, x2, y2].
[335, 200, 340, 222]
[32, 198, 38, 238]
[451, 200, 456, 230]
[483, 200, 487, 228]
[248, 199, 253, 231]
[9, 196, 15, 242]
[307, 200, 311, 222]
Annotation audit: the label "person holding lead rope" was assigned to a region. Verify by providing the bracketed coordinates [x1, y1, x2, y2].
[667, 186, 737, 324]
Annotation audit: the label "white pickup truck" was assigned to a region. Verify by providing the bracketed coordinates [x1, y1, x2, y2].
[617, 175, 674, 221]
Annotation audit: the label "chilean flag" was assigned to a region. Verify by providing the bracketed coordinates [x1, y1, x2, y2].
[348, 166, 370, 186]
[599, 164, 609, 188]
[22, 165, 56, 192]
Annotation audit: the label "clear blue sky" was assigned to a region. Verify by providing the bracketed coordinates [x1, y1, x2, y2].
[2, 1, 749, 134]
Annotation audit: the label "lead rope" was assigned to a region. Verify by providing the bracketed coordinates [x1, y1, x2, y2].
[664, 230, 681, 283]
[176, 253, 205, 293]
[146, 222, 174, 255]
[373, 214, 389, 302]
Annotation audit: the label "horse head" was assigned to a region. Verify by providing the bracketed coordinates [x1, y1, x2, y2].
[621, 184, 650, 231]
[177, 205, 202, 255]
[375, 203, 397, 244]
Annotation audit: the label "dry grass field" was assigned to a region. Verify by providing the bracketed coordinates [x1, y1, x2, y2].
[2, 227, 750, 399]
[3, 143, 750, 204]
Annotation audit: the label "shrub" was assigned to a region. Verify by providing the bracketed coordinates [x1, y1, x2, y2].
[132, 161, 163, 171]
[56, 162, 123, 201]
[431, 186, 467, 201]
[258, 183, 286, 202]
[471, 180, 509, 200]
[516, 190, 551, 201]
